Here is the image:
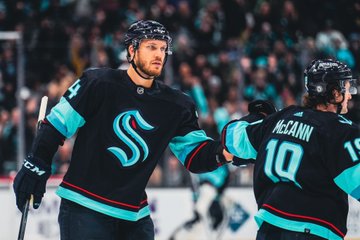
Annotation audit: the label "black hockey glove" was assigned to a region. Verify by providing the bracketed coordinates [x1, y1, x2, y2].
[13, 155, 51, 212]
[248, 99, 277, 116]
[215, 144, 229, 166]
[240, 100, 277, 122]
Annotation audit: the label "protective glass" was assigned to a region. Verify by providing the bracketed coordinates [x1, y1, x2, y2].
[340, 79, 358, 95]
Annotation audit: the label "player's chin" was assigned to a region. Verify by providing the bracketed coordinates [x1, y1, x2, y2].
[148, 68, 162, 77]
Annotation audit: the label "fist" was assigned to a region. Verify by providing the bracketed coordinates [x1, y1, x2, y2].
[248, 100, 277, 116]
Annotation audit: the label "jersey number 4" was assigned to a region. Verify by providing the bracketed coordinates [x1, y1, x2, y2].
[68, 79, 81, 99]
[264, 139, 303, 188]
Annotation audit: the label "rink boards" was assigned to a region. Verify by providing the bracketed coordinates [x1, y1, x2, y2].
[1, 178, 360, 240]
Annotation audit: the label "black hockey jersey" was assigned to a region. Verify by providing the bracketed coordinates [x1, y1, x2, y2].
[222, 105, 360, 240]
[45, 68, 222, 221]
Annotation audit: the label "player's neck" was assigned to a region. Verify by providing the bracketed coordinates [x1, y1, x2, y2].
[316, 104, 337, 113]
[127, 66, 154, 88]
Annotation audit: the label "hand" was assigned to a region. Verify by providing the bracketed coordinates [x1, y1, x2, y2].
[222, 149, 234, 162]
[13, 156, 51, 212]
[223, 148, 253, 166]
[248, 100, 277, 117]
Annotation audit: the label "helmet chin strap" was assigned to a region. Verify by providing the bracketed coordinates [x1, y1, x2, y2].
[130, 60, 154, 80]
[326, 86, 345, 114]
[335, 93, 345, 114]
[328, 92, 345, 114]
[128, 49, 155, 80]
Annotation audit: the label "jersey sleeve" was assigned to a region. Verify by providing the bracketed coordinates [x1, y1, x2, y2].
[169, 98, 222, 173]
[221, 112, 278, 164]
[46, 69, 104, 138]
[222, 119, 259, 160]
[330, 125, 360, 201]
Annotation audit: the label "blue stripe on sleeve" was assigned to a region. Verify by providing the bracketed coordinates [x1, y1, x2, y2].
[198, 165, 228, 188]
[334, 163, 360, 199]
[169, 130, 212, 165]
[225, 120, 258, 159]
[46, 97, 86, 138]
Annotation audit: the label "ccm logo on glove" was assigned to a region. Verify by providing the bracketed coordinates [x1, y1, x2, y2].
[23, 159, 47, 176]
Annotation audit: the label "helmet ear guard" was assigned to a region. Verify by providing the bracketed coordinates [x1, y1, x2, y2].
[131, 39, 140, 50]
[304, 76, 327, 95]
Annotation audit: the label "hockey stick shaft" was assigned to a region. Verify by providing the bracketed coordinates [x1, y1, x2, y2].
[17, 96, 48, 240]
[17, 199, 30, 240]
[37, 96, 48, 129]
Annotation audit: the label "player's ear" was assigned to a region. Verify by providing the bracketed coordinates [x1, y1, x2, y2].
[128, 45, 135, 58]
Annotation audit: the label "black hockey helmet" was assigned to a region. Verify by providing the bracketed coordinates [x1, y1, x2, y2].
[304, 59, 357, 96]
[124, 20, 172, 55]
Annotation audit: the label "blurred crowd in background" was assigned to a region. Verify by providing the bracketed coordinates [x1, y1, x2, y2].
[0, 0, 359, 187]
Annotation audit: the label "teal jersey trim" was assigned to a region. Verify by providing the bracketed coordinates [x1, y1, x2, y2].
[47, 97, 86, 138]
[56, 186, 150, 221]
[255, 209, 343, 240]
[334, 163, 360, 200]
[169, 130, 212, 165]
[198, 165, 228, 188]
[225, 121, 259, 159]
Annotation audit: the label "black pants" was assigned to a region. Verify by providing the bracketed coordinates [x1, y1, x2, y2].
[58, 198, 154, 240]
[256, 222, 327, 240]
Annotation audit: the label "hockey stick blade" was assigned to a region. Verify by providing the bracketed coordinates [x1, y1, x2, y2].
[37, 96, 48, 128]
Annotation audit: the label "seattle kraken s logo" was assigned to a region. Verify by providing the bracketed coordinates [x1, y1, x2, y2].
[108, 110, 154, 167]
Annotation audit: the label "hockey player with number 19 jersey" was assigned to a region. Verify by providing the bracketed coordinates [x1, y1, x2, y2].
[222, 59, 360, 240]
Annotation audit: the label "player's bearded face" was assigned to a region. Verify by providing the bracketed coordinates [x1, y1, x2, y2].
[135, 39, 167, 78]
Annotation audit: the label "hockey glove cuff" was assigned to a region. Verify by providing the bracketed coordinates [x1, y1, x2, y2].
[232, 157, 255, 166]
[13, 155, 51, 212]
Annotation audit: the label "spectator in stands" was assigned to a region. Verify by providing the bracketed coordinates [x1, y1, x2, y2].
[0, 0, 358, 189]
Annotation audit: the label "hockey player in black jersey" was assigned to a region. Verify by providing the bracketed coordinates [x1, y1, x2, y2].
[13, 20, 232, 240]
[222, 59, 359, 240]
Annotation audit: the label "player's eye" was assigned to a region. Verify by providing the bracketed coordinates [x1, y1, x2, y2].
[146, 45, 157, 50]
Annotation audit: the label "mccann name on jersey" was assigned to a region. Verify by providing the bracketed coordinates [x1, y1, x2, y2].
[272, 119, 314, 142]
